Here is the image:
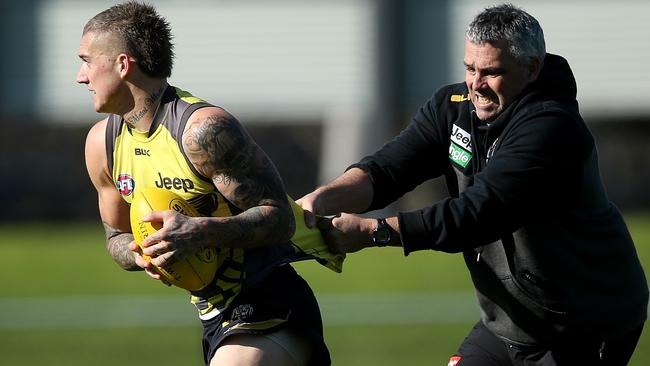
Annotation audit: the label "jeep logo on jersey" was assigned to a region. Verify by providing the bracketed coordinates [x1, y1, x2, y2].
[155, 172, 195, 192]
[449, 124, 472, 168]
[116, 174, 135, 196]
[451, 124, 472, 151]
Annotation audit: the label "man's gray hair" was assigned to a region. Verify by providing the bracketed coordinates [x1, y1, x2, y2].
[466, 3, 545, 65]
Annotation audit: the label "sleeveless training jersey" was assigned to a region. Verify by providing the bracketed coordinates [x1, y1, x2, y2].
[106, 85, 343, 320]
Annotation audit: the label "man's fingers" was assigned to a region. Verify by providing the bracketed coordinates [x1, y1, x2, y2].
[129, 240, 142, 253]
[144, 266, 161, 279]
[141, 210, 166, 223]
[296, 196, 318, 228]
[149, 251, 176, 269]
[141, 231, 164, 248]
[142, 240, 167, 256]
[144, 266, 171, 286]
[136, 253, 171, 286]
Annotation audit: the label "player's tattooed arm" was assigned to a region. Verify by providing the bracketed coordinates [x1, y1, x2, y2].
[183, 110, 294, 248]
[104, 222, 140, 271]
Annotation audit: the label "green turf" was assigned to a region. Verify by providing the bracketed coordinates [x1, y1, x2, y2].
[0, 327, 205, 366]
[0, 211, 648, 365]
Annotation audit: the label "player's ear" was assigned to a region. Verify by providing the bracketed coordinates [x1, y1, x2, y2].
[116, 53, 134, 78]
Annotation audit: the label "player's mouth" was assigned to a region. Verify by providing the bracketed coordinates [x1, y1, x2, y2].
[475, 93, 495, 106]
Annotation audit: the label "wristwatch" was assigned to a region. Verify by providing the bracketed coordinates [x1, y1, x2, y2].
[372, 218, 391, 247]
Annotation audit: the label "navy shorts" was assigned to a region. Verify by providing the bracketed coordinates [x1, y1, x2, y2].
[200, 264, 330, 366]
[449, 321, 643, 366]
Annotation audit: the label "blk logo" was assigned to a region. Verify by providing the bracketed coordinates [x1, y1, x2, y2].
[135, 148, 150, 156]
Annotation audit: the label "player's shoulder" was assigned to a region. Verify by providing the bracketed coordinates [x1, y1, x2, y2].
[187, 105, 236, 124]
[437, 82, 469, 105]
[84, 117, 111, 178]
[85, 117, 110, 149]
[183, 106, 243, 138]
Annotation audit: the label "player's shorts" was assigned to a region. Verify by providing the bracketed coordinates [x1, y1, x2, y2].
[449, 321, 643, 366]
[200, 264, 330, 366]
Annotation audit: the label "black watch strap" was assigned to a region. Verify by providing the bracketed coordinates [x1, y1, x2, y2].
[372, 218, 391, 247]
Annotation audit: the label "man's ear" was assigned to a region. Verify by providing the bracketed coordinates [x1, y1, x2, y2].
[116, 53, 133, 78]
[527, 56, 542, 83]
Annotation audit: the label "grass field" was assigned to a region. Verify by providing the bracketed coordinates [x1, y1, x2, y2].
[0, 212, 648, 365]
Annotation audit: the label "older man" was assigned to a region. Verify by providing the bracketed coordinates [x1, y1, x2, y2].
[299, 4, 647, 365]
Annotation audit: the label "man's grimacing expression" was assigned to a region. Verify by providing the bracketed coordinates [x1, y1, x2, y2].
[464, 39, 540, 122]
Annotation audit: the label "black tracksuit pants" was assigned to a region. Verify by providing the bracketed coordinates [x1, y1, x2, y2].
[450, 321, 643, 366]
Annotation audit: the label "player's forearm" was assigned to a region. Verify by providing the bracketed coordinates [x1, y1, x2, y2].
[103, 223, 140, 271]
[196, 203, 295, 249]
[315, 167, 374, 215]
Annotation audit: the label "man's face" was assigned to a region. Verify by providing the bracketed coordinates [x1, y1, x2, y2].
[76, 31, 125, 113]
[464, 40, 538, 122]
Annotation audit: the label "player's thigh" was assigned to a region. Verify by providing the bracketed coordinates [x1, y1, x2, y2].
[211, 333, 295, 366]
[211, 330, 311, 366]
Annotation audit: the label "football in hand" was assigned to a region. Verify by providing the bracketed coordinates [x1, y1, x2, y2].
[130, 187, 217, 291]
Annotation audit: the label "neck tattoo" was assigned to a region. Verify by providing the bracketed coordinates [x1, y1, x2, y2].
[125, 85, 166, 126]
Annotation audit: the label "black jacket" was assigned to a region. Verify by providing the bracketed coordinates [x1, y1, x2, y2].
[353, 54, 648, 345]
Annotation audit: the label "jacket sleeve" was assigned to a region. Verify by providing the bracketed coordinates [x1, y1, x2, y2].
[349, 95, 451, 212]
[398, 108, 592, 254]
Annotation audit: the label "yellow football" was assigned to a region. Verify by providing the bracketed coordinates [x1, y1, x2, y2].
[129, 187, 217, 291]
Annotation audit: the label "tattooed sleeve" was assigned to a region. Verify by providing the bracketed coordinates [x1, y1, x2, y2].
[182, 111, 295, 248]
[104, 222, 139, 271]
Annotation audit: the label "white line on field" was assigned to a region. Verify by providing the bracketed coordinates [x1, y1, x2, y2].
[0, 292, 479, 330]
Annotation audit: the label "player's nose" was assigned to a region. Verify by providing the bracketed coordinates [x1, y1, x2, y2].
[76, 68, 89, 84]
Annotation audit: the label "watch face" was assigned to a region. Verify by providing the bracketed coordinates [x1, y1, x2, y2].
[374, 228, 391, 243]
[373, 219, 391, 245]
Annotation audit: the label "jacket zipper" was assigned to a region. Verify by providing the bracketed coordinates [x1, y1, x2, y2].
[470, 113, 490, 262]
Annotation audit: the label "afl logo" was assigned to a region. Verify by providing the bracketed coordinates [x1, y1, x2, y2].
[116, 174, 135, 196]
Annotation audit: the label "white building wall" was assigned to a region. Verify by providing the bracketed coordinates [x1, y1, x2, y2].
[35, 1, 648, 186]
[38, 0, 378, 123]
[38, 1, 380, 183]
[448, 0, 650, 119]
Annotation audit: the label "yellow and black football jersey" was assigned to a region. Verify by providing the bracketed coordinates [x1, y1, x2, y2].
[106, 85, 343, 319]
